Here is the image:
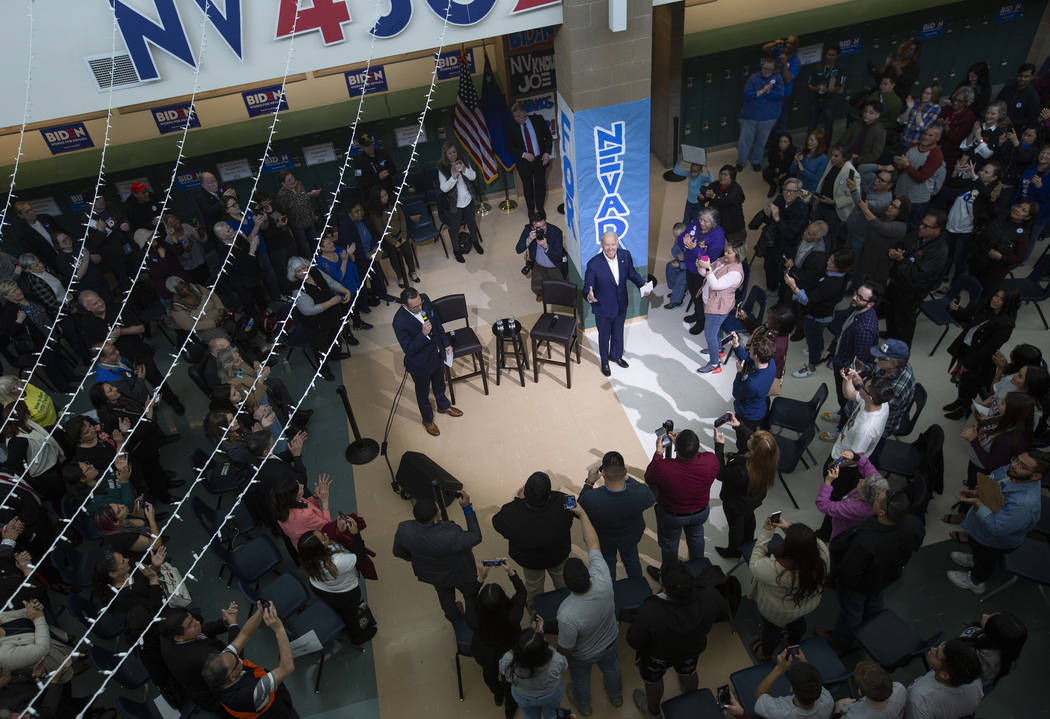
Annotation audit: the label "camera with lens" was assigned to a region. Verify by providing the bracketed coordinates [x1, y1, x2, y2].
[521, 259, 534, 275]
[534, 227, 546, 242]
[655, 419, 675, 457]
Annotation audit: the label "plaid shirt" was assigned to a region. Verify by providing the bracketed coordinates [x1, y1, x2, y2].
[900, 102, 942, 147]
[832, 309, 880, 369]
[868, 364, 916, 435]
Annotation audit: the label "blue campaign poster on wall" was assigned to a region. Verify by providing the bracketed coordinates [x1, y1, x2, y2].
[242, 86, 288, 117]
[567, 98, 651, 271]
[151, 102, 200, 134]
[40, 122, 94, 154]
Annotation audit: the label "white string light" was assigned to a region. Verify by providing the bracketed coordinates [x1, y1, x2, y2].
[0, 0, 37, 232]
[57, 2, 459, 714]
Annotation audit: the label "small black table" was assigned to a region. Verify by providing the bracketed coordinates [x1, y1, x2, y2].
[492, 318, 529, 387]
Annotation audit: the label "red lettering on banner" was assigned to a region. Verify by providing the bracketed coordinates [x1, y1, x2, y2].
[512, 0, 559, 13]
[275, 0, 351, 45]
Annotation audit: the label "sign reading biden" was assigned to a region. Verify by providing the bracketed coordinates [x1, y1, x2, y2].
[242, 86, 289, 117]
[437, 50, 474, 81]
[345, 66, 389, 97]
[151, 102, 200, 134]
[40, 123, 94, 155]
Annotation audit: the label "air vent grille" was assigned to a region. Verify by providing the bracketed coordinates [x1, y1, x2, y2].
[85, 54, 142, 91]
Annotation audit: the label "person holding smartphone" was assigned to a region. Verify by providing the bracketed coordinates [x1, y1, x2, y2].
[810, 146, 858, 246]
[714, 413, 779, 558]
[745, 647, 834, 719]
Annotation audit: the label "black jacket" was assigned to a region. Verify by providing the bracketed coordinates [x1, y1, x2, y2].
[829, 515, 925, 594]
[160, 617, 239, 710]
[515, 223, 569, 278]
[355, 148, 399, 195]
[507, 114, 554, 160]
[947, 306, 1015, 372]
[393, 507, 482, 587]
[891, 233, 949, 293]
[700, 182, 746, 235]
[14, 214, 65, 267]
[491, 494, 574, 569]
[802, 272, 850, 319]
[716, 427, 768, 515]
[626, 585, 729, 661]
[771, 196, 810, 250]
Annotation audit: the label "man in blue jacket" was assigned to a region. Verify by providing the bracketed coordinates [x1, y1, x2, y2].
[583, 231, 650, 377]
[949, 450, 1047, 594]
[392, 287, 463, 436]
[737, 57, 785, 172]
[515, 210, 568, 301]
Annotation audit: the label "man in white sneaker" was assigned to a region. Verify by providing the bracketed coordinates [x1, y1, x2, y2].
[947, 450, 1046, 594]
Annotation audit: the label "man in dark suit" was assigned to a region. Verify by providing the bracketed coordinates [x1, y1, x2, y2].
[13, 201, 65, 268]
[516, 210, 568, 301]
[583, 231, 651, 377]
[508, 102, 554, 216]
[192, 171, 234, 247]
[158, 603, 241, 711]
[393, 491, 481, 623]
[354, 133, 399, 199]
[392, 287, 463, 436]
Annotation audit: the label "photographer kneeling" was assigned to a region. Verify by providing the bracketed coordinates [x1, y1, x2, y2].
[516, 211, 568, 301]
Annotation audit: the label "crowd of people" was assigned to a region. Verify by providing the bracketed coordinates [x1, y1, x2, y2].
[0, 28, 1046, 719]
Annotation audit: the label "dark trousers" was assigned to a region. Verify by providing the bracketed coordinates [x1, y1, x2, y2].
[884, 286, 924, 347]
[433, 578, 481, 623]
[313, 585, 363, 630]
[599, 534, 643, 581]
[760, 615, 806, 656]
[387, 241, 417, 284]
[803, 315, 833, 366]
[833, 586, 884, 646]
[724, 504, 757, 551]
[808, 98, 836, 145]
[516, 158, 548, 215]
[595, 313, 626, 368]
[411, 360, 451, 423]
[764, 243, 791, 293]
[685, 272, 704, 319]
[970, 538, 1011, 585]
[446, 201, 481, 253]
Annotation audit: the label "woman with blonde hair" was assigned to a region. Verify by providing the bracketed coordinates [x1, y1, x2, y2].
[714, 412, 779, 559]
[436, 140, 483, 262]
[0, 375, 55, 428]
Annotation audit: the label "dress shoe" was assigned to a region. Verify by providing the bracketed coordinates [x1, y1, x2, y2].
[423, 421, 440, 436]
[438, 406, 464, 417]
[473, 241, 484, 254]
[354, 320, 374, 330]
[683, 313, 698, 323]
[331, 350, 351, 360]
[601, 365, 611, 377]
[614, 358, 629, 368]
[715, 545, 742, 559]
[689, 324, 703, 335]
[346, 333, 360, 346]
[410, 274, 421, 282]
[535, 293, 543, 302]
[454, 253, 466, 264]
[945, 406, 969, 420]
[942, 400, 962, 411]
[646, 565, 661, 582]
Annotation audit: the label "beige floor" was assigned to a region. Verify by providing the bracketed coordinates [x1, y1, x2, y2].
[337, 146, 1049, 718]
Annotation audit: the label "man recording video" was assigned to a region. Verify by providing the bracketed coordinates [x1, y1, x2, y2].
[515, 210, 567, 301]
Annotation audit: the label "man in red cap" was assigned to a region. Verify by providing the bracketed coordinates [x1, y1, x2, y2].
[126, 181, 163, 234]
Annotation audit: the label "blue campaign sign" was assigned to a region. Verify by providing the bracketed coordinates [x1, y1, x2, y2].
[263, 152, 294, 174]
[995, 2, 1023, 23]
[175, 169, 204, 191]
[67, 191, 90, 212]
[345, 66, 388, 97]
[557, 93, 580, 267]
[838, 35, 862, 56]
[40, 122, 94, 154]
[242, 86, 288, 117]
[558, 96, 650, 277]
[918, 19, 945, 39]
[151, 102, 200, 134]
[437, 50, 475, 80]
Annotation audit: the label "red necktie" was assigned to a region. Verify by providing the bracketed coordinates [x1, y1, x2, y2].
[523, 120, 537, 155]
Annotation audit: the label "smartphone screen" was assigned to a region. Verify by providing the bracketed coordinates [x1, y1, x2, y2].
[565, 496, 577, 510]
[830, 456, 846, 469]
[714, 412, 733, 427]
[786, 644, 800, 658]
[769, 511, 782, 525]
[482, 559, 505, 567]
[717, 684, 731, 707]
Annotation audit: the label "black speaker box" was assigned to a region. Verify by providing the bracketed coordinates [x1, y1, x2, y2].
[395, 451, 463, 506]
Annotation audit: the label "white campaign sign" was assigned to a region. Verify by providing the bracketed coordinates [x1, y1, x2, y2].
[0, 0, 563, 127]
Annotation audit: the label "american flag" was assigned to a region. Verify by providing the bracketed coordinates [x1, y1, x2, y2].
[453, 51, 498, 182]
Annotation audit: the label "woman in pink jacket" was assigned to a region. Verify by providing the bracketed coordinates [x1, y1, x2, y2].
[814, 451, 890, 540]
[696, 242, 745, 374]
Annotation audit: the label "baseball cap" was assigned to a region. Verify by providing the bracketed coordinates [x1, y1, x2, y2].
[870, 339, 910, 360]
[130, 181, 148, 193]
[358, 133, 375, 146]
[165, 276, 185, 294]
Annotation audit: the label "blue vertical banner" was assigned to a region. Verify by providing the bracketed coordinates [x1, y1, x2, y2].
[557, 93, 580, 270]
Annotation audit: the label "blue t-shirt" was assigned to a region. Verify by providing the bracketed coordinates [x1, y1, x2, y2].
[578, 478, 655, 542]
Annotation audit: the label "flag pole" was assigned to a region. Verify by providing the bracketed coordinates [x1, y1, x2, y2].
[499, 168, 517, 213]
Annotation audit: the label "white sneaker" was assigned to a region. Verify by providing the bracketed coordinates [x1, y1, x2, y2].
[950, 552, 975, 569]
[819, 431, 837, 442]
[792, 365, 816, 378]
[820, 411, 840, 422]
[947, 570, 986, 595]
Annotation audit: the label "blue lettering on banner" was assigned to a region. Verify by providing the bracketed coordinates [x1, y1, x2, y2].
[557, 93, 579, 266]
[151, 102, 200, 134]
[436, 50, 475, 80]
[263, 152, 295, 173]
[506, 26, 555, 51]
[175, 169, 204, 191]
[242, 85, 288, 117]
[917, 19, 945, 39]
[593, 121, 628, 240]
[424, 0, 496, 26]
[838, 35, 861, 56]
[345, 66, 388, 97]
[67, 191, 90, 212]
[995, 2, 1023, 23]
[40, 122, 94, 154]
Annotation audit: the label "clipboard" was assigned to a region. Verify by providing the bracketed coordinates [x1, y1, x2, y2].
[681, 144, 707, 166]
[976, 473, 1005, 514]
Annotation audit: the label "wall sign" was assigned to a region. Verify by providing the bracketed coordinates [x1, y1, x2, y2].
[216, 159, 253, 182]
[151, 102, 200, 134]
[263, 152, 295, 173]
[508, 47, 556, 98]
[995, 2, 1023, 23]
[517, 91, 557, 140]
[40, 122, 94, 154]
[27, 197, 63, 217]
[175, 169, 204, 191]
[838, 36, 862, 56]
[918, 19, 945, 39]
[505, 25, 555, 50]
[242, 86, 288, 117]
[345, 66, 388, 97]
[436, 49, 475, 81]
[302, 143, 337, 166]
[67, 191, 91, 212]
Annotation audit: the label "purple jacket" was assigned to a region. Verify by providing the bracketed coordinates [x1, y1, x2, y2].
[815, 454, 881, 539]
[681, 222, 726, 275]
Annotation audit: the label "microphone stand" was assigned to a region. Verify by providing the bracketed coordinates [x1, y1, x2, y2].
[335, 385, 379, 464]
